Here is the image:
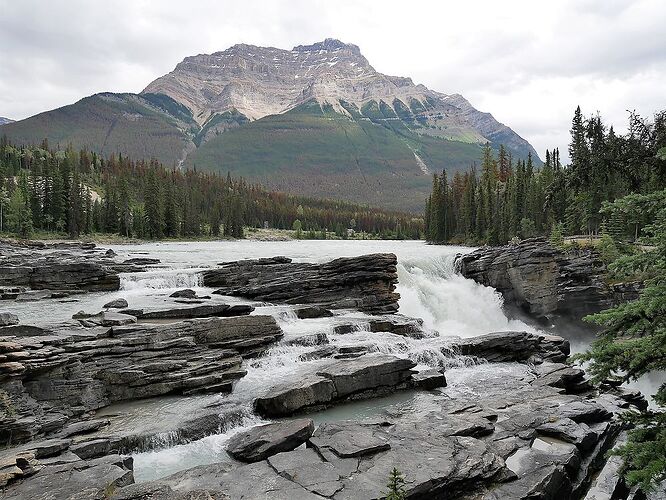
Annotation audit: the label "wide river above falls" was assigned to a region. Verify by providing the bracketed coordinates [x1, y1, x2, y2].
[6, 239, 663, 482]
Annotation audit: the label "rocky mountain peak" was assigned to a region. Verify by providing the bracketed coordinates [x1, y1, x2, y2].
[292, 38, 361, 55]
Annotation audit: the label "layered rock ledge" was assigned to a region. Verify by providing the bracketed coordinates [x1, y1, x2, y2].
[0, 315, 282, 447]
[0, 241, 122, 293]
[201, 253, 400, 314]
[108, 360, 642, 500]
[457, 238, 617, 319]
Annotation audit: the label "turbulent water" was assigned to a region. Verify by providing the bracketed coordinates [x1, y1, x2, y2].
[5, 239, 635, 482]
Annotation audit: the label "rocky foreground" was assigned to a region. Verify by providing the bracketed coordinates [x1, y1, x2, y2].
[0, 244, 653, 499]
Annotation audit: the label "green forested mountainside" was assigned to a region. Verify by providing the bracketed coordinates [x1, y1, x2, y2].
[186, 100, 490, 212]
[0, 93, 195, 165]
[0, 92, 536, 212]
[0, 139, 423, 240]
[425, 107, 666, 245]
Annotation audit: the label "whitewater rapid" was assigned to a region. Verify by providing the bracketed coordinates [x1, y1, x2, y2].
[2, 239, 542, 481]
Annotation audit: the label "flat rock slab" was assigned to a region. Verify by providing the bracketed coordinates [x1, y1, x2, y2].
[103, 298, 129, 309]
[309, 422, 391, 458]
[226, 419, 315, 463]
[135, 304, 254, 320]
[452, 331, 569, 363]
[316, 355, 416, 398]
[0, 454, 133, 499]
[254, 355, 416, 417]
[295, 306, 334, 319]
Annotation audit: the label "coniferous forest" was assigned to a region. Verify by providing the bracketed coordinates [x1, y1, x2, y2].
[0, 137, 423, 241]
[424, 107, 666, 245]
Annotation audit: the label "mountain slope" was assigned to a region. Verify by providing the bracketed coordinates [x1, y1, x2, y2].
[0, 93, 195, 165]
[1, 39, 540, 211]
[0, 117, 14, 126]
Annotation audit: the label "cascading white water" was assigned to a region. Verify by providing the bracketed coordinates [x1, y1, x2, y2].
[120, 269, 203, 291]
[396, 252, 538, 338]
[87, 240, 545, 482]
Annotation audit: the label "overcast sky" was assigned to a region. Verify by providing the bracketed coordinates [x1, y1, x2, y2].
[1, 0, 664, 161]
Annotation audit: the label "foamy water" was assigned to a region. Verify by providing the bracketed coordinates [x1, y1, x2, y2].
[3, 240, 550, 481]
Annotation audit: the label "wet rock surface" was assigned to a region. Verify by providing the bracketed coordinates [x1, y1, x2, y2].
[202, 253, 400, 314]
[0, 247, 648, 500]
[254, 355, 417, 417]
[226, 418, 315, 463]
[452, 331, 570, 363]
[110, 362, 635, 500]
[457, 238, 614, 319]
[0, 241, 122, 293]
[0, 315, 282, 447]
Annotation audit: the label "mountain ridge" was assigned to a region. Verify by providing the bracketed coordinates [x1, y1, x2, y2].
[0, 39, 540, 211]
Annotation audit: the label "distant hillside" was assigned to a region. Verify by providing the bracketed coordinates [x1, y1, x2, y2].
[0, 39, 540, 212]
[0, 117, 14, 125]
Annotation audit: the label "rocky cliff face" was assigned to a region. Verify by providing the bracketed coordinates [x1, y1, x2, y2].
[143, 38, 537, 159]
[457, 239, 623, 320]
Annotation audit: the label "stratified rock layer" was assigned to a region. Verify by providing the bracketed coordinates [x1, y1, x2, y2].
[457, 238, 613, 319]
[0, 315, 282, 447]
[0, 241, 121, 292]
[202, 254, 400, 314]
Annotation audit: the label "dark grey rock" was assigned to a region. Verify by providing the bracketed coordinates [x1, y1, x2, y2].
[285, 332, 329, 347]
[412, 368, 447, 389]
[537, 418, 598, 450]
[309, 421, 391, 458]
[254, 355, 415, 417]
[169, 289, 197, 299]
[0, 312, 19, 326]
[136, 304, 254, 320]
[295, 306, 334, 319]
[457, 238, 614, 319]
[254, 374, 336, 417]
[0, 454, 133, 499]
[122, 258, 160, 265]
[226, 419, 314, 462]
[203, 253, 400, 314]
[70, 438, 113, 459]
[452, 331, 569, 363]
[103, 298, 129, 309]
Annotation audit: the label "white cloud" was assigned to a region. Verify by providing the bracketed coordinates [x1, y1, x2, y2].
[0, 0, 664, 162]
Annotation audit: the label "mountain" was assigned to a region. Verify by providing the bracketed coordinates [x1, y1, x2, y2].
[0, 117, 14, 125]
[0, 39, 539, 212]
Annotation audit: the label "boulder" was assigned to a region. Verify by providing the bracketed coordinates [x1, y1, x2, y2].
[0, 312, 18, 326]
[103, 298, 129, 309]
[97, 311, 137, 327]
[202, 253, 400, 314]
[254, 374, 336, 417]
[295, 306, 334, 319]
[254, 355, 416, 417]
[226, 419, 315, 463]
[169, 289, 197, 299]
[452, 331, 569, 363]
[412, 368, 447, 389]
[317, 355, 415, 398]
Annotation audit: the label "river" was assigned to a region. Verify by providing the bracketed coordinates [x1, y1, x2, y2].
[5, 239, 662, 482]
